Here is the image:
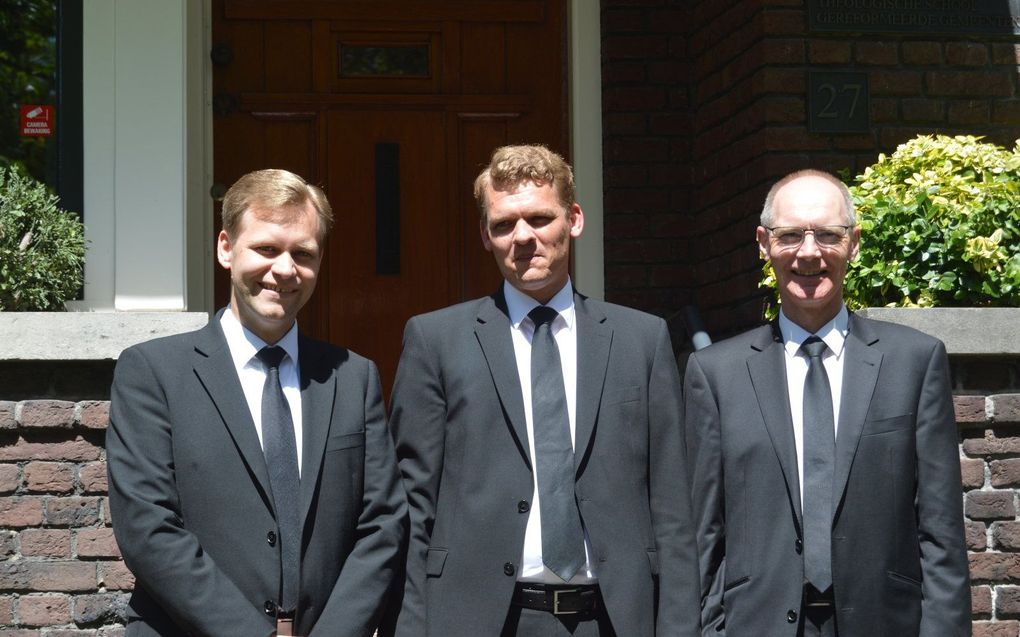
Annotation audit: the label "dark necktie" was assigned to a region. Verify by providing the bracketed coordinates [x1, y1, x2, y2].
[528, 305, 586, 582]
[256, 346, 301, 612]
[801, 335, 834, 592]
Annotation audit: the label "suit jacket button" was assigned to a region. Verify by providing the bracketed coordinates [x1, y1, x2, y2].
[503, 562, 516, 576]
[787, 609, 798, 623]
[795, 539, 803, 554]
[517, 500, 530, 513]
[264, 600, 276, 616]
[267, 531, 277, 546]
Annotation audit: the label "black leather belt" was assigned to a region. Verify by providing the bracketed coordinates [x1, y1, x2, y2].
[804, 585, 835, 608]
[512, 583, 600, 615]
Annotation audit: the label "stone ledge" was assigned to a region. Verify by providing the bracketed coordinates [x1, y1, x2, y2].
[0, 313, 208, 361]
[856, 308, 1020, 356]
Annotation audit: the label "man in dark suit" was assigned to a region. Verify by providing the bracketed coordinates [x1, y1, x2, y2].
[684, 169, 970, 636]
[107, 169, 407, 637]
[384, 145, 700, 637]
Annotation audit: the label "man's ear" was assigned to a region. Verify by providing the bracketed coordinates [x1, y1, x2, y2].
[479, 218, 493, 252]
[756, 226, 770, 260]
[568, 203, 584, 239]
[216, 230, 233, 269]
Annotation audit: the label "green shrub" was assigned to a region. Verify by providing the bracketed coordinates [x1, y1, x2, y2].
[761, 134, 1020, 316]
[0, 167, 85, 310]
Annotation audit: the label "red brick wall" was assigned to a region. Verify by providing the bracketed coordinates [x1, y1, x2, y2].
[0, 401, 130, 636]
[960, 393, 1020, 636]
[602, 0, 1020, 340]
[601, 1, 695, 338]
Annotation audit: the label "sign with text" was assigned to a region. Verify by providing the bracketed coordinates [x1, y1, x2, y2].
[20, 104, 54, 137]
[809, 0, 1020, 36]
[808, 72, 870, 134]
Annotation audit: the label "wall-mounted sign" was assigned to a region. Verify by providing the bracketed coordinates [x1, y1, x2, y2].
[20, 104, 54, 137]
[808, 72, 870, 134]
[808, 0, 1020, 36]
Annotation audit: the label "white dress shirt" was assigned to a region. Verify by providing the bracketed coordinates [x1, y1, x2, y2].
[220, 310, 304, 475]
[778, 306, 849, 508]
[504, 280, 598, 584]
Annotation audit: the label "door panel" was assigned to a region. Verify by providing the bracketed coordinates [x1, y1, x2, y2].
[325, 109, 447, 386]
[213, 0, 567, 393]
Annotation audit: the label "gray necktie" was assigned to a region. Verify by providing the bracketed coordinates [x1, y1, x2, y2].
[529, 306, 585, 582]
[257, 346, 301, 612]
[801, 336, 834, 592]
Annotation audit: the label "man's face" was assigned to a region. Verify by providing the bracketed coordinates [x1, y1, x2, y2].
[480, 180, 583, 304]
[217, 202, 322, 344]
[756, 175, 860, 332]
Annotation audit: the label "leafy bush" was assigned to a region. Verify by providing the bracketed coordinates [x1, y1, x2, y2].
[848, 134, 1020, 307]
[761, 134, 1020, 315]
[0, 167, 85, 310]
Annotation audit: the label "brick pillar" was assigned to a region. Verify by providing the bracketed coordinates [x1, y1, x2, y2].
[601, 0, 696, 344]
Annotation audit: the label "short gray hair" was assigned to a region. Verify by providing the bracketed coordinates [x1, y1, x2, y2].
[760, 169, 856, 227]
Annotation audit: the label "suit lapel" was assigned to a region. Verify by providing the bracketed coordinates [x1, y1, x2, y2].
[475, 293, 532, 469]
[573, 294, 611, 474]
[191, 319, 274, 505]
[746, 323, 803, 524]
[832, 314, 882, 520]
[297, 335, 337, 525]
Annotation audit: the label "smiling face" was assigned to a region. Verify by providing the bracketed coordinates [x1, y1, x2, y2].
[217, 201, 322, 344]
[757, 174, 860, 333]
[480, 180, 583, 304]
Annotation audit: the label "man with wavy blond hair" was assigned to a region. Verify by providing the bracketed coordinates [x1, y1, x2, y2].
[384, 145, 700, 637]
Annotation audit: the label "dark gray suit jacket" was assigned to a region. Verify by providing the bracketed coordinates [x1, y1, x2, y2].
[384, 290, 701, 637]
[107, 317, 407, 637]
[684, 314, 970, 636]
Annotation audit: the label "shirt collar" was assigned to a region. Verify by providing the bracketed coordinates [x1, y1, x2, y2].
[219, 308, 300, 370]
[503, 279, 575, 331]
[778, 304, 849, 358]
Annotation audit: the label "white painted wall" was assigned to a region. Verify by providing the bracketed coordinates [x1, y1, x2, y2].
[76, 0, 209, 312]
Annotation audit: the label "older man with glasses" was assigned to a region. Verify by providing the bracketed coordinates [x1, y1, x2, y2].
[684, 169, 970, 637]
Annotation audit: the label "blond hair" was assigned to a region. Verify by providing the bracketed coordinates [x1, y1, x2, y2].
[222, 169, 333, 239]
[473, 145, 575, 219]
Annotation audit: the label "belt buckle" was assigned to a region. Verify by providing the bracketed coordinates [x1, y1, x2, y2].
[804, 589, 834, 608]
[553, 588, 580, 615]
[276, 617, 296, 636]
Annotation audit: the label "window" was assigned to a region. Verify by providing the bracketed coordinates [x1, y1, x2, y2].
[0, 0, 82, 216]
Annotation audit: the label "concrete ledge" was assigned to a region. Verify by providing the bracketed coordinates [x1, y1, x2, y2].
[856, 308, 1020, 356]
[0, 312, 209, 360]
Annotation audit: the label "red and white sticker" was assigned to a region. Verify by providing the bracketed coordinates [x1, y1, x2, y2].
[20, 104, 54, 137]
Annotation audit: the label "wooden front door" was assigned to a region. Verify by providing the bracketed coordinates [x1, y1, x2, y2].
[212, 0, 568, 392]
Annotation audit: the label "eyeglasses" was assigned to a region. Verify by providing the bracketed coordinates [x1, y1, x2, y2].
[765, 225, 852, 249]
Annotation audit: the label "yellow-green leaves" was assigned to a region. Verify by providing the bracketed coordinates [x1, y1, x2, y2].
[847, 134, 1020, 307]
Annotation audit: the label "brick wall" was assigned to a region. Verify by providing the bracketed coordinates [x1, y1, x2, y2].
[4, 390, 1020, 632]
[601, 1, 695, 342]
[601, 0, 1020, 341]
[0, 401, 130, 636]
[960, 393, 1020, 636]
